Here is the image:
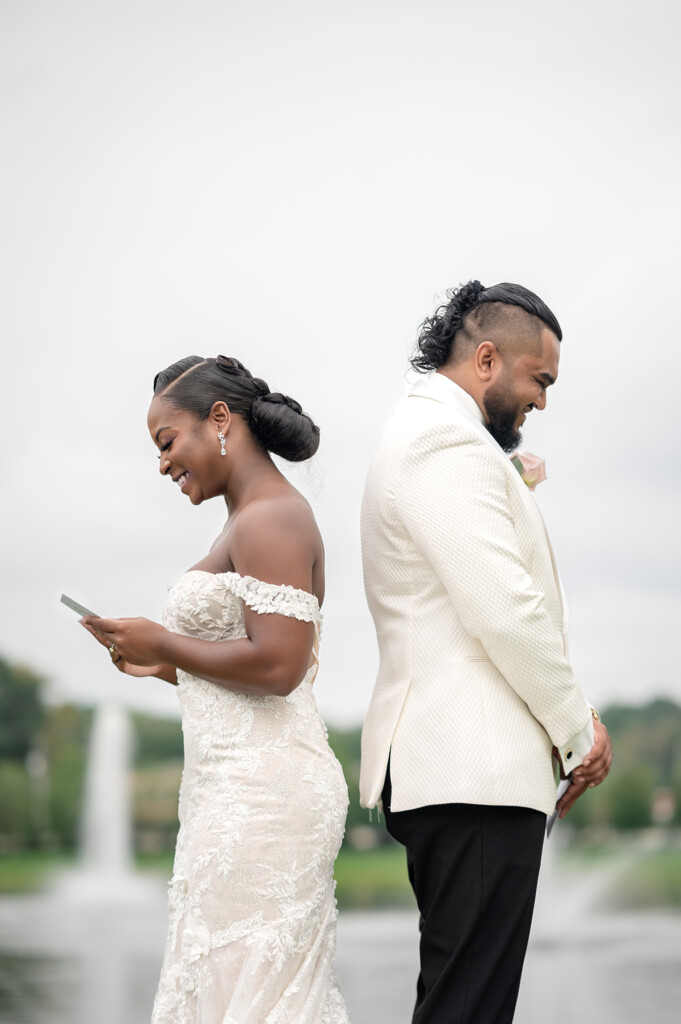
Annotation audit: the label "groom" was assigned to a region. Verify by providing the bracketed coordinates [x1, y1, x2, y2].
[359, 281, 612, 1024]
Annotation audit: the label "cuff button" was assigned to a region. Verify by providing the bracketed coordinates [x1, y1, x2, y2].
[565, 749, 573, 760]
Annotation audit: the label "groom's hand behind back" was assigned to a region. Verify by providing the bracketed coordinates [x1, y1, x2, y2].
[556, 720, 612, 819]
[574, 720, 612, 787]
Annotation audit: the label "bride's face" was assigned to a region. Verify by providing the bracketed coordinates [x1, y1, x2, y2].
[147, 396, 225, 505]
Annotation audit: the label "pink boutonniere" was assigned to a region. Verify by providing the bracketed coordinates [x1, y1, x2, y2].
[511, 451, 547, 491]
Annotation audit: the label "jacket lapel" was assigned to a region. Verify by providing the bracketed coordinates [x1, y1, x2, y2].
[410, 374, 568, 644]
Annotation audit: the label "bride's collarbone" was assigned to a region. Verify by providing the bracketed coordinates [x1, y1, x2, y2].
[189, 529, 236, 575]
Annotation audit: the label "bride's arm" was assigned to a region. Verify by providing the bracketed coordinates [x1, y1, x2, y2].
[82, 499, 320, 696]
[83, 607, 314, 697]
[166, 615, 314, 696]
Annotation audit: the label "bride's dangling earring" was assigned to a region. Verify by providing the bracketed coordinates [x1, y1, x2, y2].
[218, 431, 227, 456]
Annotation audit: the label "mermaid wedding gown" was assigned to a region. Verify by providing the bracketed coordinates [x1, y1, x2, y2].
[151, 570, 350, 1024]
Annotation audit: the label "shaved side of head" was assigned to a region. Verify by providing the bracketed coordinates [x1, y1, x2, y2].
[450, 302, 544, 366]
[411, 280, 562, 373]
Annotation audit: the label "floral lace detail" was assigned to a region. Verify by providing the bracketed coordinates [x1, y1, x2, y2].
[151, 571, 349, 1024]
[219, 571, 322, 627]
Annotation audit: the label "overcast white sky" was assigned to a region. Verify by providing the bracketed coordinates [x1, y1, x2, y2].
[1, 0, 679, 727]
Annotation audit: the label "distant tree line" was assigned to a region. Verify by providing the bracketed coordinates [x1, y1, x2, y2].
[563, 699, 681, 832]
[0, 656, 91, 851]
[1, 651, 680, 855]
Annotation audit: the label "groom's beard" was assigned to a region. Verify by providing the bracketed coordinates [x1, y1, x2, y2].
[483, 375, 523, 453]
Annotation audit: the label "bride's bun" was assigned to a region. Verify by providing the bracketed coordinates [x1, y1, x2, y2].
[153, 354, 320, 463]
[250, 392, 320, 462]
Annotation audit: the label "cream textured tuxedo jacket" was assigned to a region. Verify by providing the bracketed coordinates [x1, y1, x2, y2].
[359, 373, 594, 817]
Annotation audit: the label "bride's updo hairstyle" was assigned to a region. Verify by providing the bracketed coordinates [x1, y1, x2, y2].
[410, 280, 562, 373]
[153, 355, 320, 462]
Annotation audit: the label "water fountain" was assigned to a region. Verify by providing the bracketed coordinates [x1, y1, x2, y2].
[82, 704, 134, 876]
[54, 704, 159, 903]
[0, 704, 168, 1024]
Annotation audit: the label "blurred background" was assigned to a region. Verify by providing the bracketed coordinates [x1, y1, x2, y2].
[1, 0, 680, 1021]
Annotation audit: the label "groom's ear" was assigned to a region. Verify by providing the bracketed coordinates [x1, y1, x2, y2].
[474, 341, 500, 382]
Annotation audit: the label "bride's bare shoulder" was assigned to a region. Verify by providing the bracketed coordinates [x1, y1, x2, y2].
[191, 489, 322, 583]
[239, 489, 319, 543]
[229, 490, 323, 591]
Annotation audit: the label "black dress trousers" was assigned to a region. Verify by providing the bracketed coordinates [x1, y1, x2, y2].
[382, 767, 546, 1024]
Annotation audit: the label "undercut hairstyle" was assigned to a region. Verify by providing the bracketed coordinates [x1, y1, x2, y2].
[410, 280, 562, 373]
[153, 355, 320, 462]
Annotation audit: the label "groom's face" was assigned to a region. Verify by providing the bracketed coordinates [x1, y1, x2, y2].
[483, 328, 560, 453]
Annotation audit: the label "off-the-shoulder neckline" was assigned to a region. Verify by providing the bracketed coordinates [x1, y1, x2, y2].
[181, 568, 321, 608]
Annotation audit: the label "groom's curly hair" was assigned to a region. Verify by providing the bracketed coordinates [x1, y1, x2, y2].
[410, 280, 562, 373]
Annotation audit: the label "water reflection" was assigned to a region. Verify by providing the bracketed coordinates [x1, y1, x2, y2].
[0, 893, 167, 1024]
[518, 914, 681, 1024]
[0, 953, 70, 1024]
[2, 888, 681, 1023]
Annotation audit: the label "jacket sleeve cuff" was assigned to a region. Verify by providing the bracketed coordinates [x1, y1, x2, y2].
[557, 711, 594, 774]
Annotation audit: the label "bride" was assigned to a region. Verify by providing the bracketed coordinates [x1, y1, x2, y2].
[81, 354, 350, 1024]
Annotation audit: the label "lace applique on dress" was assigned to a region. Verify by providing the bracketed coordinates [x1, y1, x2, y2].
[220, 572, 322, 626]
[151, 571, 349, 1024]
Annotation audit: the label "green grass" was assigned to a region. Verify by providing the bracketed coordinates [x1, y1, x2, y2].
[0, 846, 415, 910]
[0, 853, 73, 894]
[136, 851, 174, 876]
[556, 843, 616, 866]
[611, 849, 681, 910]
[16, 844, 681, 913]
[334, 845, 415, 910]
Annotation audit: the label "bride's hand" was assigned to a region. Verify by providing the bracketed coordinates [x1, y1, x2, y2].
[110, 656, 167, 678]
[80, 616, 169, 667]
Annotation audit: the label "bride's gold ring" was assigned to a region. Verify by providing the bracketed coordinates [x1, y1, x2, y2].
[109, 643, 117, 656]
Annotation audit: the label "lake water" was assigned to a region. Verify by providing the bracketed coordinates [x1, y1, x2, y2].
[1, 855, 681, 1023]
[337, 908, 681, 1024]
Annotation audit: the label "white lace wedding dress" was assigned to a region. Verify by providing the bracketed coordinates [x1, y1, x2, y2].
[151, 570, 350, 1024]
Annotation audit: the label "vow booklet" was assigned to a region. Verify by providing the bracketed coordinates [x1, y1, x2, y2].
[60, 594, 100, 618]
[546, 777, 571, 837]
